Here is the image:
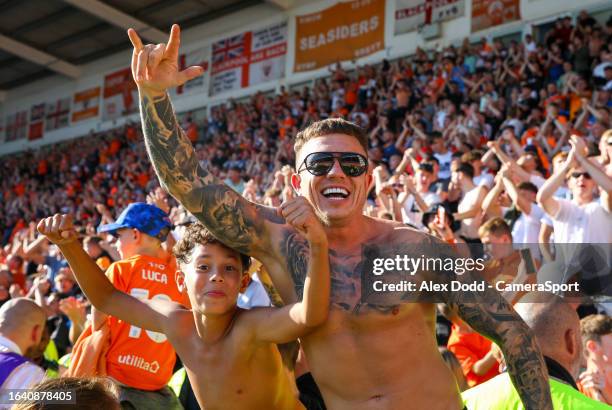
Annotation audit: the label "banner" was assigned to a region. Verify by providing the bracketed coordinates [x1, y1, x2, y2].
[72, 87, 100, 122]
[28, 103, 45, 140]
[172, 46, 210, 97]
[294, 0, 385, 73]
[5, 110, 27, 142]
[394, 0, 465, 34]
[45, 97, 71, 131]
[210, 22, 287, 96]
[102, 68, 138, 121]
[471, 0, 521, 33]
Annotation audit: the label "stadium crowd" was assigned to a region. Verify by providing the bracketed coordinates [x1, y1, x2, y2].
[0, 10, 611, 410]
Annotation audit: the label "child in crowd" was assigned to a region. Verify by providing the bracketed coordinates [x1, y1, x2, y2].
[37, 196, 330, 409]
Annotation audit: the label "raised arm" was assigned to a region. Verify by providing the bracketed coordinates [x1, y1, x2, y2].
[246, 198, 329, 344]
[128, 25, 283, 258]
[572, 136, 612, 211]
[536, 147, 575, 216]
[37, 214, 182, 334]
[481, 174, 505, 218]
[501, 169, 532, 215]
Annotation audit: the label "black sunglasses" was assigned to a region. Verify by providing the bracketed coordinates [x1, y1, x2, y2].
[571, 172, 591, 179]
[298, 152, 368, 177]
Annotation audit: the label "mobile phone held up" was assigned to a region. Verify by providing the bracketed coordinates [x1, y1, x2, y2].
[519, 248, 537, 275]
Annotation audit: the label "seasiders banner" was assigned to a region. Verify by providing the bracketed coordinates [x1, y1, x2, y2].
[471, 0, 521, 33]
[294, 0, 385, 73]
[72, 87, 101, 123]
[102, 67, 139, 121]
[394, 0, 465, 34]
[209, 22, 287, 97]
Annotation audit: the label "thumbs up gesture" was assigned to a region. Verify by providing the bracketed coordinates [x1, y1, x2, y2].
[127, 24, 204, 97]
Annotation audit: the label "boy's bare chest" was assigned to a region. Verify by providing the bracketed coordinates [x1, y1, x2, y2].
[169, 328, 287, 407]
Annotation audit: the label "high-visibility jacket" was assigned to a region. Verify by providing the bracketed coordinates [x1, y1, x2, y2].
[462, 372, 610, 409]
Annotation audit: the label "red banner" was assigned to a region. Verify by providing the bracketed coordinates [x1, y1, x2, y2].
[28, 103, 45, 140]
[210, 22, 287, 96]
[102, 68, 138, 121]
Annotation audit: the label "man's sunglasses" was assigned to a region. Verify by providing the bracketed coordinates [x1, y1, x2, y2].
[571, 172, 591, 179]
[298, 152, 368, 177]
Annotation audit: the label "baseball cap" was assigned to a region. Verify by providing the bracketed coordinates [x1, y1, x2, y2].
[97, 202, 171, 241]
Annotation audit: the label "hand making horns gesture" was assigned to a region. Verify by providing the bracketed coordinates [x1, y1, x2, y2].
[127, 24, 204, 96]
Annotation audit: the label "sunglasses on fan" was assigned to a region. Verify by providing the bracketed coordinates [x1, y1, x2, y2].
[570, 171, 591, 179]
[297, 152, 368, 177]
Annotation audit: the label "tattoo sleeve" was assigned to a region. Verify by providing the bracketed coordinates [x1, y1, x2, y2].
[139, 92, 282, 254]
[447, 273, 553, 410]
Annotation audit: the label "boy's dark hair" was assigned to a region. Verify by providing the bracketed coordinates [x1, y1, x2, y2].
[173, 222, 251, 272]
[429, 131, 443, 142]
[517, 181, 538, 195]
[294, 118, 368, 159]
[456, 162, 474, 179]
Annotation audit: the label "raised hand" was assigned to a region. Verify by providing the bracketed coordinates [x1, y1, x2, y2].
[59, 296, 87, 321]
[569, 134, 588, 158]
[127, 24, 204, 97]
[279, 197, 327, 247]
[37, 214, 78, 246]
[146, 187, 170, 214]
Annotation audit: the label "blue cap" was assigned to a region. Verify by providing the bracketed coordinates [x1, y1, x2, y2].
[97, 202, 172, 241]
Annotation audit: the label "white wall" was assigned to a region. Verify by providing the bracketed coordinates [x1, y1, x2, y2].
[1, 0, 610, 155]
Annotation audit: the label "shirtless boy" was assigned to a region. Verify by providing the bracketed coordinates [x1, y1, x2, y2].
[37, 198, 330, 410]
[133, 24, 553, 410]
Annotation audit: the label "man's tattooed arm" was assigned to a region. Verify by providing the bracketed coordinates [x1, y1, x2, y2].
[139, 92, 283, 255]
[446, 273, 552, 410]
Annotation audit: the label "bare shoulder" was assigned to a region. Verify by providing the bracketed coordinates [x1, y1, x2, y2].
[223, 307, 276, 344]
[370, 217, 438, 244]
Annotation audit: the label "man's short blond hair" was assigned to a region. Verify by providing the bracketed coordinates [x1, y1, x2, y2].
[478, 217, 512, 239]
[294, 118, 368, 161]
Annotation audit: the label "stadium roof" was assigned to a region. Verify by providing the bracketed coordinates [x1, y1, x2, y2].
[0, 0, 272, 90]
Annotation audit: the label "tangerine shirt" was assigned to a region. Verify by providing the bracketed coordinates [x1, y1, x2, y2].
[447, 324, 500, 388]
[104, 254, 188, 391]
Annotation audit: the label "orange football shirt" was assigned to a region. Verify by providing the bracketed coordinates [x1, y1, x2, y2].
[104, 254, 188, 391]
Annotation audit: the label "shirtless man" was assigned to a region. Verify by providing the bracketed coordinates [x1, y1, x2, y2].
[130, 24, 553, 409]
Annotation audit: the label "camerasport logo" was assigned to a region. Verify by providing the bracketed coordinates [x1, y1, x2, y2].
[118, 354, 160, 374]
